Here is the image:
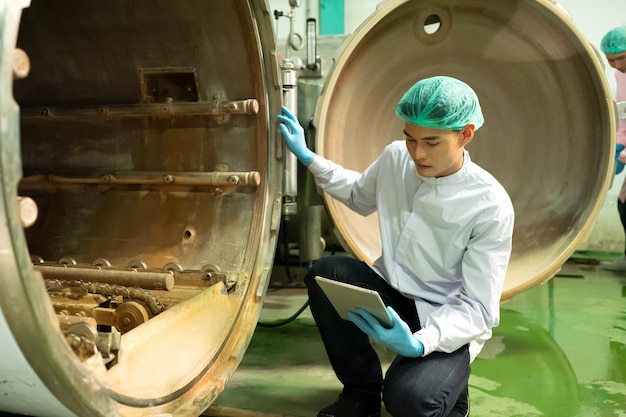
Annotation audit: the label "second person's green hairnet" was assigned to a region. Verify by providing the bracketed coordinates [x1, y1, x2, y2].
[601, 26, 626, 54]
[395, 76, 484, 131]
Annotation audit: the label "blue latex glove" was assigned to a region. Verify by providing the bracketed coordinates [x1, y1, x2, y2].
[348, 306, 424, 358]
[616, 144, 625, 175]
[276, 106, 315, 166]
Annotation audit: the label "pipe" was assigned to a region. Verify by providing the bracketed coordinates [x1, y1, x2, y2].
[281, 61, 299, 218]
[34, 264, 175, 291]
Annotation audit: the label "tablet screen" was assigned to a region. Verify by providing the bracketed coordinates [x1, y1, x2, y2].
[315, 276, 393, 328]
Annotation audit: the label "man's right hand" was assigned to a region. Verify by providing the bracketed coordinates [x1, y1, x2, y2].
[277, 106, 315, 166]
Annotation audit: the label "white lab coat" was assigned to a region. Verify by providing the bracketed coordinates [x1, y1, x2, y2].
[308, 140, 515, 361]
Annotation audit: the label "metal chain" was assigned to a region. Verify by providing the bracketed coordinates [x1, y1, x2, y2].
[45, 279, 165, 314]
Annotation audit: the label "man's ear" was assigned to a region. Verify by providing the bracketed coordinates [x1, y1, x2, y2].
[460, 124, 475, 145]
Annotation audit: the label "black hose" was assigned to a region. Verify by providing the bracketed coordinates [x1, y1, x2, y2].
[257, 219, 310, 328]
[256, 299, 310, 328]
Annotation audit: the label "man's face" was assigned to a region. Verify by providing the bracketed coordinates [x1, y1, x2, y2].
[605, 50, 626, 72]
[403, 123, 474, 178]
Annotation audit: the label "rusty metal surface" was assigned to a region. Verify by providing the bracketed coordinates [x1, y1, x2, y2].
[0, 1, 282, 416]
[314, 0, 614, 302]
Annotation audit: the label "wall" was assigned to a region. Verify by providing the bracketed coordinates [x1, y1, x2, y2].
[270, 0, 626, 253]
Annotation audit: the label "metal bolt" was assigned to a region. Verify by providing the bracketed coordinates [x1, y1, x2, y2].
[69, 335, 82, 348]
[12, 48, 30, 80]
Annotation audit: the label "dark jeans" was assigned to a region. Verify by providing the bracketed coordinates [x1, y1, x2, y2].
[305, 256, 471, 417]
[619, 198, 626, 255]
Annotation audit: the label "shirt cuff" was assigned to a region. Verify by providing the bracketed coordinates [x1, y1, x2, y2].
[307, 154, 330, 175]
[415, 327, 439, 357]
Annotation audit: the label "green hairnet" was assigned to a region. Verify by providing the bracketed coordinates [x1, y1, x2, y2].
[601, 26, 626, 54]
[395, 76, 484, 131]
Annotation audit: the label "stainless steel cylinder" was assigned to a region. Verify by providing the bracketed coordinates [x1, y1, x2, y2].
[313, 0, 615, 302]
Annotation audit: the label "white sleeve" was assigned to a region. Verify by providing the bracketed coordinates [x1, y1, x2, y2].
[307, 154, 380, 216]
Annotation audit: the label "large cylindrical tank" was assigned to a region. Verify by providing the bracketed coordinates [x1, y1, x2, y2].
[313, 0, 615, 302]
[0, 1, 283, 416]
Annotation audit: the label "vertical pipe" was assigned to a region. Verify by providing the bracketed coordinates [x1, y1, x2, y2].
[281, 61, 298, 218]
[298, 205, 324, 262]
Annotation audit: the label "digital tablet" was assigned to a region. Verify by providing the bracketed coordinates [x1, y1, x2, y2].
[315, 276, 393, 328]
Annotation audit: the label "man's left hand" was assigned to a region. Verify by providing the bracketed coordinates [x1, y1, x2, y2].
[348, 306, 424, 357]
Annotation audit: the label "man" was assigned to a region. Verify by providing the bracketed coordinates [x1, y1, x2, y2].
[599, 27, 626, 272]
[277, 76, 514, 417]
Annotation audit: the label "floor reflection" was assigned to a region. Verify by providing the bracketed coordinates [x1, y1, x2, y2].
[215, 259, 626, 417]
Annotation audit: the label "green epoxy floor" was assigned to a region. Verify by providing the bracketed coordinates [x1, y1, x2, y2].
[209, 256, 626, 417]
